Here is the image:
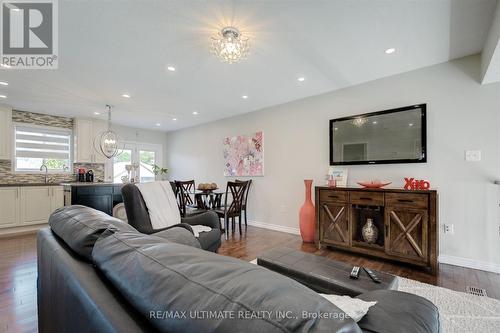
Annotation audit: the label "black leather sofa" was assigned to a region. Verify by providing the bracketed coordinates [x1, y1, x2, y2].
[121, 183, 221, 252]
[38, 206, 439, 333]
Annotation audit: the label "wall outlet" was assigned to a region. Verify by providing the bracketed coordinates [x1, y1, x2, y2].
[444, 224, 454, 234]
[465, 150, 481, 162]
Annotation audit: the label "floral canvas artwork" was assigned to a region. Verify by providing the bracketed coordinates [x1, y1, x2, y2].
[223, 131, 264, 176]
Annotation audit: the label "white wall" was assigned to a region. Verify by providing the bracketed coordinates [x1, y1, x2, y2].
[166, 55, 500, 272]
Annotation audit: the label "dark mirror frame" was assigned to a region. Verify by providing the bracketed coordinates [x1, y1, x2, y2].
[329, 104, 427, 165]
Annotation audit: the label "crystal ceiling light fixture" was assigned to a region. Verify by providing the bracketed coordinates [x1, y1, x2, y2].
[94, 105, 123, 159]
[352, 117, 368, 127]
[211, 26, 250, 64]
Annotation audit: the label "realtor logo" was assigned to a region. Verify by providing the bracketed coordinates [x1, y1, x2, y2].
[1, 0, 58, 69]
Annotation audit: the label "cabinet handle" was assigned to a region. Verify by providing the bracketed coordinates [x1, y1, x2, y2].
[328, 195, 339, 199]
[360, 197, 372, 201]
[385, 224, 389, 235]
[398, 199, 413, 203]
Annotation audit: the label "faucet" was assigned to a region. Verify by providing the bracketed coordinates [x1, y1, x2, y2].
[40, 164, 48, 183]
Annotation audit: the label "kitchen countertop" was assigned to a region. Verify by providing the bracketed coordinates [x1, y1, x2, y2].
[0, 183, 64, 187]
[60, 182, 124, 187]
[0, 182, 124, 187]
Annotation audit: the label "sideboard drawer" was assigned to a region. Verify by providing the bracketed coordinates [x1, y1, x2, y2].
[385, 193, 428, 209]
[319, 190, 348, 203]
[350, 191, 384, 206]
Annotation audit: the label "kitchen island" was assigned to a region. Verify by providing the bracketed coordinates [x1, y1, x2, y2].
[61, 182, 124, 216]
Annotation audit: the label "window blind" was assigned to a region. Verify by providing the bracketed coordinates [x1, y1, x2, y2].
[15, 125, 71, 160]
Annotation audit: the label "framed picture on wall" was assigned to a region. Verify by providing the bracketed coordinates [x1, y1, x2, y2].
[328, 166, 348, 187]
[223, 131, 264, 177]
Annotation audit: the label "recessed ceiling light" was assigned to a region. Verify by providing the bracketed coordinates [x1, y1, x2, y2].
[297, 77, 305, 82]
[156, 123, 161, 127]
[334, 127, 338, 131]
[167, 66, 176, 72]
[409, 123, 414, 127]
[122, 94, 131, 98]
[94, 112, 100, 115]
[0, 81, 8, 86]
[372, 121, 377, 124]
[242, 95, 248, 99]
[0, 95, 7, 98]
[192, 111, 199, 115]
[385, 48, 396, 54]
[172, 118, 177, 121]
[0, 64, 11, 68]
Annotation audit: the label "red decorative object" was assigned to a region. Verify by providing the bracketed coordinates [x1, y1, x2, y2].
[357, 180, 392, 188]
[404, 177, 431, 190]
[299, 179, 316, 243]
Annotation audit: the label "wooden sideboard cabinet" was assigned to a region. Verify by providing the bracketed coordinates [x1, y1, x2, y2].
[315, 186, 438, 274]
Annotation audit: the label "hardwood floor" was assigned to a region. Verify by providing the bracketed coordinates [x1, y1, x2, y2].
[1, 226, 499, 332]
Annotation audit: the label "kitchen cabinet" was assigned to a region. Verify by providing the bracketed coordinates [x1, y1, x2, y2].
[20, 187, 53, 225]
[0, 185, 64, 229]
[74, 118, 109, 163]
[0, 106, 12, 160]
[0, 187, 19, 228]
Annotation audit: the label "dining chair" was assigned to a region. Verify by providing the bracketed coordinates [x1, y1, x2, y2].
[214, 181, 247, 239]
[235, 179, 252, 228]
[175, 180, 205, 217]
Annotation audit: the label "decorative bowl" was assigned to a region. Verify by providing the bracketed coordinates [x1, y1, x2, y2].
[357, 180, 392, 188]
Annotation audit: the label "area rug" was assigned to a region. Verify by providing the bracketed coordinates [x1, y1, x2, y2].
[249, 259, 500, 332]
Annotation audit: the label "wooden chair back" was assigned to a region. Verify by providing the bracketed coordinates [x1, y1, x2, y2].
[223, 181, 247, 216]
[175, 180, 195, 217]
[235, 179, 252, 209]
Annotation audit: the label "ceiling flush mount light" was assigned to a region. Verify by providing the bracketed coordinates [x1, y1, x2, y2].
[122, 94, 130, 98]
[0, 81, 8, 86]
[385, 48, 396, 54]
[167, 66, 176, 72]
[156, 123, 161, 127]
[0, 95, 6, 98]
[94, 112, 100, 115]
[94, 105, 123, 159]
[241, 95, 248, 99]
[172, 118, 177, 121]
[297, 77, 305, 82]
[192, 111, 199, 115]
[211, 26, 250, 64]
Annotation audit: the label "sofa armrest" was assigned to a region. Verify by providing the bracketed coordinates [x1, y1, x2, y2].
[151, 223, 194, 235]
[182, 211, 220, 230]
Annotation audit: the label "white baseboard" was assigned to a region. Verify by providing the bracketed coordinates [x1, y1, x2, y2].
[438, 254, 500, 274]
[0, 223, 47, 238]
[247, 220, 300, 235]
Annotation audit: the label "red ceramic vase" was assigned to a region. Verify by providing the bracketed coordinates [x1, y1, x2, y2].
[299, 179, 316, 243]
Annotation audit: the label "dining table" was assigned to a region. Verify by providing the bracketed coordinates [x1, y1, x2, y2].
[192, 190, 225, 210]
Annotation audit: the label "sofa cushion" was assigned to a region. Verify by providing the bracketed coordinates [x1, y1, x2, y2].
[92, 231, 361, 333]
[356, 290, 439, 333]
[49, 205, 137, 261]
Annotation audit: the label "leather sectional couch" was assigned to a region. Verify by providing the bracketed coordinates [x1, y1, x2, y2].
[37, 206, 439, 333]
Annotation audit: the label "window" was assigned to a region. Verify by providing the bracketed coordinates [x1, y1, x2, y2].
[14, 125, 72, 172]
[112, 143, 161, 183]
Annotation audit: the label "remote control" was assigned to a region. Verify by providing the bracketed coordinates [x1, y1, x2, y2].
[350, 266, 360, 279]
[363, 267, 381, 283]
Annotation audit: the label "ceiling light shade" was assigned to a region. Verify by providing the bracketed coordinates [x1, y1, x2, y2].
[94, 105, 123, 159]
[385, 48, 396, 54]
[211, 27, 250, 64]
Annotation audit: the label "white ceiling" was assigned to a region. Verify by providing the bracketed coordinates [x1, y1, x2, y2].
[0, 0, 496, 131]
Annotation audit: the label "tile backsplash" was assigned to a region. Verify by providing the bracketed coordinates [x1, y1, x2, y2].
[0, 110, 105, 184]
[0, 160, 105, 184]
